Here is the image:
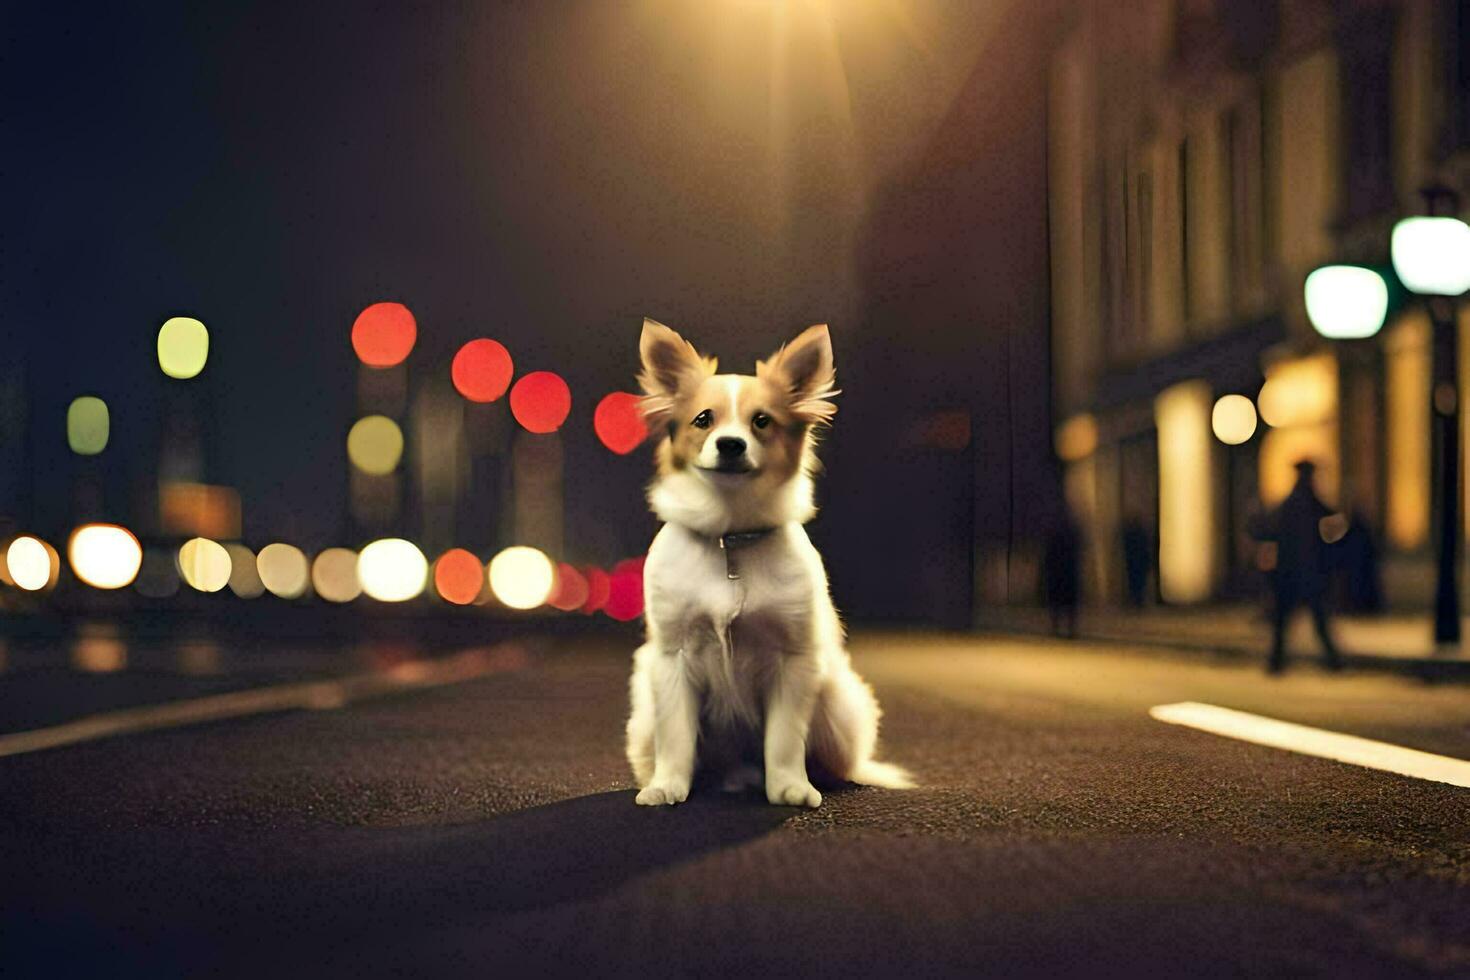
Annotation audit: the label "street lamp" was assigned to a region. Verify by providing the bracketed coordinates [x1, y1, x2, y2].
[1303, 265, 1389, 340]
[1390, 187, 1470, 647]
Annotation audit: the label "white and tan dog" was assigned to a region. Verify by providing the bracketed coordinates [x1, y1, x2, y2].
[626, 319, 912, 807]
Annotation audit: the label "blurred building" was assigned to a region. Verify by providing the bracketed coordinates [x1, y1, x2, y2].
[1047, 0, 1470, 606]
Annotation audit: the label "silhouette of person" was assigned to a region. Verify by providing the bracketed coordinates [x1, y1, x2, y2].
[1255, 460, 1343, 674]
[1120, 515, 1151, 607]
[1043, 513, 1081, 638]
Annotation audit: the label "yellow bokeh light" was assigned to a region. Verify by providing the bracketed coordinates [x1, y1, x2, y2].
[225, 544, 264, 598]
[1155, 381, 1215, 604]
[68, 524, 143, 590]
[179, 537, 232, 593]
[67, 396, 109, 455]
[157, 316, 210, 379]
[6, 536, 57, 592]
[257, 542, 310, 599]
[347, 415, 404, 475]
[357, 538, 427, 601]
[312, 548, 362, 603]
[1210, 394, 1258, 445]
[1257, 354, 1336, 428]
[489, 545, 556, 610]
[1054, 413, 1098, 462]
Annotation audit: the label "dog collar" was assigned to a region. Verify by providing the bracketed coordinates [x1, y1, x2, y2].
[717, 527, 776, 580]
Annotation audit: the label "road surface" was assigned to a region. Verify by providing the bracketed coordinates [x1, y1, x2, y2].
[4, 627, 1470, 977]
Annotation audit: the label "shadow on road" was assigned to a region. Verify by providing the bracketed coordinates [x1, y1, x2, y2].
[5, 789, 793, 976]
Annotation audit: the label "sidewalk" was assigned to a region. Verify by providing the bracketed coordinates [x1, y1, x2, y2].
[975, 604, 1470, 680]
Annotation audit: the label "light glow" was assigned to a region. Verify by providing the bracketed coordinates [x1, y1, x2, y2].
[452, 339, 514, 402]
[1304, 266, 1388, 339]
[157, 316, 210, 379]
[509, 372, 572, 434]
[67, 396, 109, 455]
[434, 548, 483, 605]
[179, 538, 232, 593]
[358, 538, 428, 602]
[1054, 413, 1097, 462]
[347, 415, 404, 475]
[257, 542, 310, 599]
[312, 548, 362, 603]
[1154, 381, 1215, 603]
[1391, 216, 1470, 296]
[594, 392, 649, 455]
[351, 302, 417, 367]
[1210, 394, 1257, 445]
[6, 536, 56, 592]
[1257, 354, 1336, 428]
[1151, 702, 1470, 789]
[488, 546, 555, 609]
[68, 524, 143, 590]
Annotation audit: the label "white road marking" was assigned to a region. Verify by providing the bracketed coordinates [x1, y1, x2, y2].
[0, 644, 528, 759]
[1150, 701, 1470, 789]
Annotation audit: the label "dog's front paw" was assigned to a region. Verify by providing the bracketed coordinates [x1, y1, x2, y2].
[635, 782, 689, 806]
[766, 777, 822, 808]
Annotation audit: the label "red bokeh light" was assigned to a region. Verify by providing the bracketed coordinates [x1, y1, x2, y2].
[510, 371, 572, 434]
[549, 563, 589, 611]
[581, 566, 610, 614]
[351, 302, 417, 367]
[594, 392, 648, 455]
[452, 339, 515, 403]
[605, 565, 644, 621]
[434, 548, 483, 605]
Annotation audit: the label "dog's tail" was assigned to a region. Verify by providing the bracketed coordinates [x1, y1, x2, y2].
[847, 759, 916, 790]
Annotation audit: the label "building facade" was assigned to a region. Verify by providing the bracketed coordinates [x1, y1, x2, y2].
[1047, 0, 1470, 606]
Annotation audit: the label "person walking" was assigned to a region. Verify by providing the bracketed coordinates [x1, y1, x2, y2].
[1255, 460, 1343, 674]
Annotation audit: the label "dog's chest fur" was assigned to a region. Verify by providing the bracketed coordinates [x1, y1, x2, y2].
[645, 523, 819, 726]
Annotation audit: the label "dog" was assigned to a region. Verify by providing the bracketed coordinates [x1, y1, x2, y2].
[625, 319, 912, 807]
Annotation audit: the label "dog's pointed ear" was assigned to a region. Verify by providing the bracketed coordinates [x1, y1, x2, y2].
[757, 324, 838, 425]
[638, 319, 716, 428]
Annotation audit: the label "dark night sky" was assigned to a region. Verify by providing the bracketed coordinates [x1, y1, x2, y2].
[4, 1, 1059, 616]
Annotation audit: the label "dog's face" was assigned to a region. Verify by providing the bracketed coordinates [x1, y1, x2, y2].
[638, 321, 837, 492]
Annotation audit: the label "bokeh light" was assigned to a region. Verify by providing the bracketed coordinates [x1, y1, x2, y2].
[488, 546, 555, 609]
[1054, 413, 1097, 462]
[352, 302, 417, 367]
[6, 536, 57, 592]
[581, 566, 611, 614]
[257, 542, 310, 598]
[312, 548, 362, 603]
[67, 396, 109, 455]
[157, 316, 210, 379]
[434, 548, 483, 605]
[68, 524, 143, 589]
[606, 564, 645, 621]
[1211, 394, 1258, 446]
[452, 339, 515, 402]
[347, 415, 404, 475]
[358, 538, 428, 601]
[548, 563, 589, 611]
[226, 544, 265, 598]
[179, 537, 232, 593]
[594, 392, 648, 454]
[1303, 266, 1387, 340]
[509, 372, 572, 434]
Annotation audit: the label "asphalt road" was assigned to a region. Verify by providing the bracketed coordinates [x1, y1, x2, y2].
[4, 627, 1470, 978]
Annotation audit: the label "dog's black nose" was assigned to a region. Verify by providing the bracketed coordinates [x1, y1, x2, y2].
[716, 436, 747, 457]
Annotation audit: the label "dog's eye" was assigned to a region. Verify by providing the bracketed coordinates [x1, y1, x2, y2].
[691, 410, 713, 429]
[752, 412, 772, 430]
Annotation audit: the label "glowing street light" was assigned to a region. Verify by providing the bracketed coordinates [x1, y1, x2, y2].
[1303, 266, 1388, 340]
[1391, 217, 1470, 297]
[1388, 188, 1470, 647]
